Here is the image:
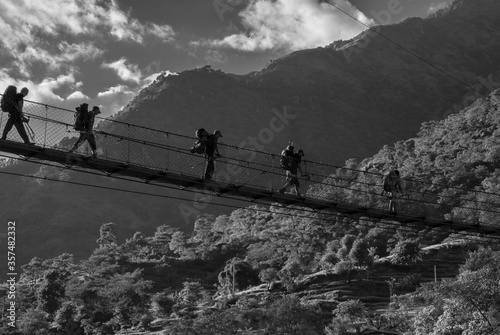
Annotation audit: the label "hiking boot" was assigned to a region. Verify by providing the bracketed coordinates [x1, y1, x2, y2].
[278, 188, 285, 194]
[91, 151, 97, 158]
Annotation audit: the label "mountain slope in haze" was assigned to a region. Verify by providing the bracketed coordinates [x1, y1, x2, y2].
[2, 0, 500, 270]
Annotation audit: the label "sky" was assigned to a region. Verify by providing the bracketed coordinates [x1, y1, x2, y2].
[0, 0, 454, 118]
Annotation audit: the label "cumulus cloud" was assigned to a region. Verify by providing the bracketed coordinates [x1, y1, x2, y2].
[97, 84, 135, 98]
[102, 58, 142, 84]
[0, 0, 180, 120]
[67, 91, 90, 100]
[0, 0, 176, 51]
[95, 84, 137, 116]
[204, 0, 374, 52]
[0, 0, 176, 100]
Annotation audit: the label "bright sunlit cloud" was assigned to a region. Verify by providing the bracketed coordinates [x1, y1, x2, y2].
[102, 58, 142, 84]
[67, 91, 90, 100]
[203, 0, 374, 52]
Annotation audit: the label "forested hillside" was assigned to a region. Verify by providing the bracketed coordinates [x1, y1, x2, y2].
[2, 90, 499, 335]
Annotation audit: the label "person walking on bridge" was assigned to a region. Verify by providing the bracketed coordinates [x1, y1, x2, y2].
[68, 104, 100, 158]
[1, 87, 32, 145]
[382, 169, 403, 213]
[204, 129, 222, 180]
[279, 149, 305, 197]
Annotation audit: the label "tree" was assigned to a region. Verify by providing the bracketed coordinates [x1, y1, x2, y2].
[96, 222, 118, 248]
[17, 309, 50, 335]
[37, 269, 70, 315]
[151, 291, 176, 318]
[391, 248, 500, 335]
[334, 260, 355, 283]
[169, 231, 192, 258]
[173, 281, 208, 318]
[266, 296, 324, 335]
[326, 299, 368, 335]
[348, 238, 371, 267]
[336, 234, 356, 260]
[390, 239, 422, 266]
[259, 267, 279, 289]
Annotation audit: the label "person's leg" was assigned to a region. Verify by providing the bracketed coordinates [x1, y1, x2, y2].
[1, 118, 15, 140]
[13, 121, 31, 144]
[391, 198, 398, 213]
[204, 156, 214, 180]
[69, 133, 85, 152]
[88, 132, 97, 157]
[293, 178, 301, 197]
[388, 193, 395, 212]
[279, 170, 292, 193]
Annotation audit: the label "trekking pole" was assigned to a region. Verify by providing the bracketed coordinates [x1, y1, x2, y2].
[24, 118, 35, 142]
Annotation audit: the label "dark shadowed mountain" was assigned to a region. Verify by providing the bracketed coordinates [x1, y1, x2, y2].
[1, 0, 500, 270]
[114, 0, 500, 165]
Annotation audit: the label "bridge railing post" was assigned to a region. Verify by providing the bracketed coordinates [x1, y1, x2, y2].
[127, 124, 131, 164]
[43, 105, 48, 147]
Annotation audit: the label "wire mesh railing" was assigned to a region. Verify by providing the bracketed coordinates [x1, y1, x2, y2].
[1, 97, 500, 230]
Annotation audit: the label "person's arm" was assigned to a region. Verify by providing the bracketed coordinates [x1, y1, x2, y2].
[214, 139, 221, 157]
[16, 99, 28, 121]
[396, 180, 403, 195]
[17, 99, 24, 112]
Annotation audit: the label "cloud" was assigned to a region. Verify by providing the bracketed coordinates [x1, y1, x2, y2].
[102, 58, 142, 84]
[0, 0, 180, 121]
[95, 84, 138, 116]
[204, 50, 229, 64]
[0, 0, 176, 90]
[203, 0, 374, 52]
[67, 91, 90, 100]
[141, 70, 178, 87]
[35, 74, 80, 102]
[97, 84, 135, 98]
[427, 2, 450, 15]
[0, 0, 176, 49]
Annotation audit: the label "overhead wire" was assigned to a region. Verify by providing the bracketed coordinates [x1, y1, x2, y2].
[323, 0, 484, 93]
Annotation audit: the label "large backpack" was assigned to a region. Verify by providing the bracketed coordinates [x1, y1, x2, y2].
[195, 128, 206, 139]
[190, 128, 208, 154]
[280, 148, 294, 170]
[383, 171, 399, 192]
[74, 103, 89, 131]
[1, 85, 18, 113]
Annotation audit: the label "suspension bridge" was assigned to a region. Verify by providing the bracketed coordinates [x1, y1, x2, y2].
[1, 98, 500, 240]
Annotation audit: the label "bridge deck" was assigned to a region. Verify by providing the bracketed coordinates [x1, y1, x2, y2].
[2, 140, 499, 238]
